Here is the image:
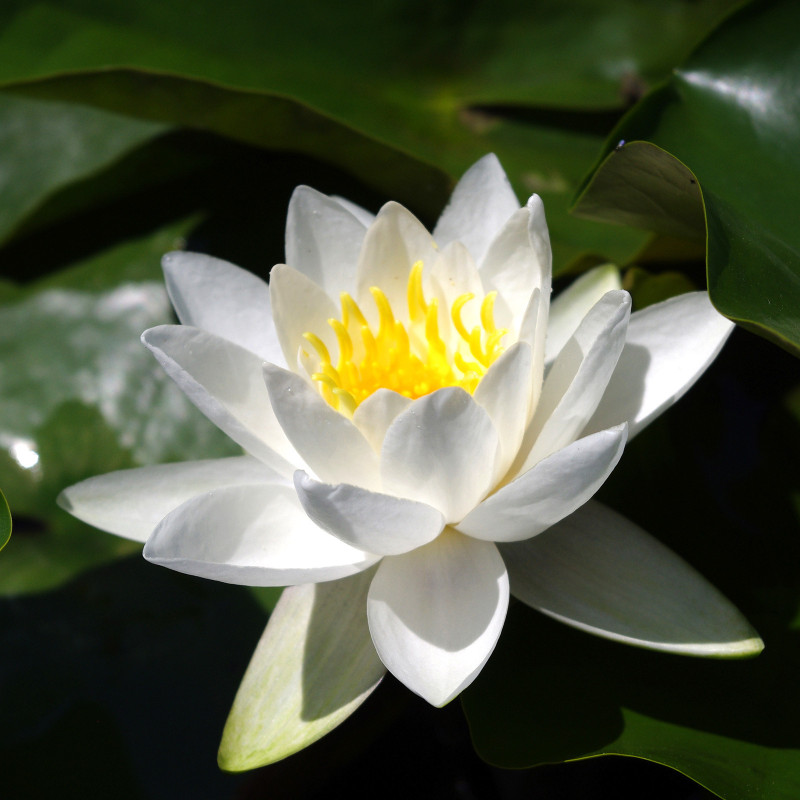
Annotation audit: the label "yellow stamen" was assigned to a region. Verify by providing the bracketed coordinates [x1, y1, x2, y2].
[303, 262, 509, 414]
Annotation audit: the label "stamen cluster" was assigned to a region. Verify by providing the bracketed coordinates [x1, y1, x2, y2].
[303, 261, 508, 414]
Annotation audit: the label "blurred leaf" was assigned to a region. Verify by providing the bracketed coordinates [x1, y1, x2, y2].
[0, 489, 10, 551]
[573, 0, 800, 354]
[464, 605, 800, 800]
[0, 91, 170, 248]
[0, 0, 738, 271]
[0, 218, 239, 594]
[622, 265, 697, 310]
[464, 328, 800, 799]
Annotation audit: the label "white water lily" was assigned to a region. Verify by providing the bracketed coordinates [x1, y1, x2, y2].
[60, 155, 762, 768]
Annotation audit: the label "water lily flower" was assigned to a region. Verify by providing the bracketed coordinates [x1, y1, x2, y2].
[60, 155, 762, 769]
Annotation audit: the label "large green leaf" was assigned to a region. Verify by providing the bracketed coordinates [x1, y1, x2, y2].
[464, 605, 800, 800]
[573, 0, 800, 353]
[464, 328, 800, 798]
[0, 489, 10, 551]
[0, 91, 170, 249]
[0, 219, 239, 594]
[0, 0, 739, 271]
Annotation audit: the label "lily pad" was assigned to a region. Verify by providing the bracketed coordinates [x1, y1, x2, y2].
[0, 489, 10, 551]
[464, 327, 800, 799]
[0, 91, 169, 248]
[0, 219, 239, 594]
[0, 0, 739, 270]
[573, 0, 800, 354]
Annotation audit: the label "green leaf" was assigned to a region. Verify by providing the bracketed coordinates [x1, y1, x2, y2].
[219, 569, 385, 771]
[0, 218, 239, 594]
[464, 326, 800, 799]
[573, 0, 800, 354]
[0, 0, 739, 271]
[0, 91, 169, 247]
[463, 605, 800, 800]
[0, 489, 10, 551]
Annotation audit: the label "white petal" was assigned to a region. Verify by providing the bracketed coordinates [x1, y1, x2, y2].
[269, 264, 339, 370]
[584, 292, 734, 438]
[381, 388, 499, 523]
[285, 186, 367, 297]
[367, 532, 509, 706]
[472, 342, 533, 481]
[458, 425, 627, 542]
[332, 195, 376, 228]
[144, 484, 379, 585]
[501, 502, 763, 656]
[58, 457, 285, 542]
[142, 325, 300, 475]
[351, 389, 412, 452]
[428, 240, 483, 342]
[161, 251, 284, 365]
[479, 194, 551, 329]
[546, 264, 622, 364]
[218, 570, 385, 770]
[355, 202, 438, 325]
[264, 364, 380, 490]
[294, 471, 445, 556]
[510, 290, 630, 476]
[432, 154, 520, 264]
[516, 287, 546, 419]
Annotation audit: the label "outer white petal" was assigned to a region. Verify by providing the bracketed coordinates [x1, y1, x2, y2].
[351, 389, 411, 452]
[144, 484, 380, 585]
[479, 194, 551, 330]
[142, 325, 300, 475]
[219, 569, 385, 770]
[355, 202, 438, 324]
[294, 472, 445, 556]
[501, 501, 763, 657]
[516, 287, 545, 419]
[380, 388, 499, 523]
[161, 251, 284, 366]
[332, 195, 376, 228]
[269, 264, 339, 370]
[432, 154, 520, 264]
[510, 290, 630, 476]
[285, 186, 368, 297]
[472, 342, 533, 481]
[584, 292, 735, 439]
[264, 364, 380, 491]
[367, 532, 509, 706]
[58, 456, 285, 542]
[458, 424, 627, 543]
[546, 264, 622, 364]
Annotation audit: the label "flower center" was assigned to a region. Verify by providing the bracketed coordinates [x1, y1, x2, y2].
[302, 262, 508, 415]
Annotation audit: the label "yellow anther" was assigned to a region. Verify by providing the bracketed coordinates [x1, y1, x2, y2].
[407, 261, 428, 322]
[424, 300, 446, 359]
[451, 293, 474, 343]
[370, 287, 395, 337]
[455, 352, 482, 377]
[341, 293, 368, 330]
[361, 325, 378, 363]
[481, 291, 499, 334]
[303, 332, 331, 364]
[485, 328, 508, 360]
[468, 326, 490, 366]
[333, 388, 357, 418]
[329, 318, 353, 364]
